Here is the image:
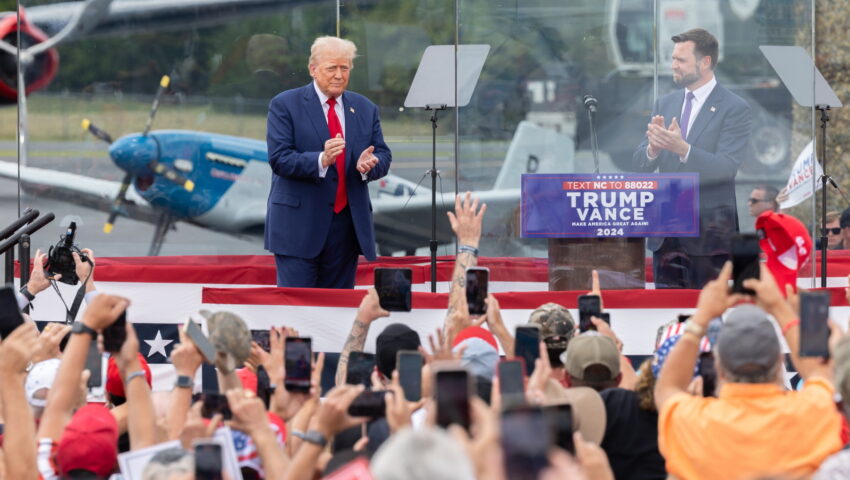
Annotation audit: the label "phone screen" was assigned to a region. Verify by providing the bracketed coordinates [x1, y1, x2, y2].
[345, 351, 376, 387]
[184, 319, 217, 364]
[374, 268, 413, 312]
[544, 404, 575, 454]
[85, 341, 102, 388]
[347, 390, 387, 418]
[251, 329, 271, 353]
[514, 326, 540, 376]
[102, 310, 127, 353]
[0, 286, 24, 339]
[436, 369, 471, 430]
[465, 267, 489, 315]
[800, 291, 831, 358]
[501, 406, 551, 480]
[397, 350, 423, 402]
[284, 337, 312, 392]
[498, 359, 525, 407]
[256, 365, 272, 409]
[578, 295, 601, 332]
[194, 442, 223, 480]
[731, 234, 760, 295]
[200, 392, 232, 420]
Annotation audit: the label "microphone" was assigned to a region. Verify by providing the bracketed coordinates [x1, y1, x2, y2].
[583, 94, 598, 114]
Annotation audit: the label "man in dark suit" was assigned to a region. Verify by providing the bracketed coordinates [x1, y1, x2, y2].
[633, 28, 752, 289]
[265, 36, 391, 288]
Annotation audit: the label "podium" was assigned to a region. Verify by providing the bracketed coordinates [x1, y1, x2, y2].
[521, 173, 701, 291]
[548, 238, 646, 290]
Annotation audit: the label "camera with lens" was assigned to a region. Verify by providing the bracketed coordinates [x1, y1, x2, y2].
[47, 222, 88, 285]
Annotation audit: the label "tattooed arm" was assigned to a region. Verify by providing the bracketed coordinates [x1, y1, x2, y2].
[444, 192, 487, 344]
[335, 288, 389, 387]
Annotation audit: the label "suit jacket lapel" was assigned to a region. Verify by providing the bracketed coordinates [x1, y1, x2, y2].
[685, 85, 724, 144]
[342, 92, 358, 174]
[302, 84, 330, 143]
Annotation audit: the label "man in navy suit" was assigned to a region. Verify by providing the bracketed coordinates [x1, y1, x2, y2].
[265, 36, 391, 288]
[633, 28, 752, 289]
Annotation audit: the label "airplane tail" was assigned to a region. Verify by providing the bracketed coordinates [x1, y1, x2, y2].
[491, 120, 575, 191]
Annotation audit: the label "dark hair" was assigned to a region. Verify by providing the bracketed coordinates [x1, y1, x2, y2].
[753, 184, 779, 210]
[569, 365, 619, 392]
[671, 28, 719, 69]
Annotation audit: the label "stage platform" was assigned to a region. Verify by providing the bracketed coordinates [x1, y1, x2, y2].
[15, 253, 850, 391]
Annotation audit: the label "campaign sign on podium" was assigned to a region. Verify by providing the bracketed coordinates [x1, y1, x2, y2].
[521, 173, 699, 238]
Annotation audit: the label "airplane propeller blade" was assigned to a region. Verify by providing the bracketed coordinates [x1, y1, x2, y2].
[142, 75, 170, 137]
[103, 172, 133, 234]
[81, 118, 113, 144]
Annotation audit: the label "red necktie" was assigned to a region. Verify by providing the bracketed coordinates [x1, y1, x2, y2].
[327, 97, 347, 213]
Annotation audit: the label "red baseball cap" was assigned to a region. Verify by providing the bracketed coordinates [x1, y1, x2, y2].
[451, 326, 498, 350]
[106, 353, 152, 398]
[236, 367, 258, 394]
[55, 404, 119, 476]
[756, 211, 812, 296]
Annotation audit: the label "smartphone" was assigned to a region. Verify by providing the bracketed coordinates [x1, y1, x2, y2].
[0, 286, 24, 339]
[800, 291, 831, 358]
[102, 310, 127, 353]
[501, 406, 551, 480]
[498, 359, 526, 408]
[256, 365, 272, 410]
[345, 351, 376, 387]
[194, 441, 223, 480]
[435, 367, 471, 430]
[397, 350, 423, 402]
[514, 325, 541, 376]
[251, 329, 271, 353]
[85, 341, 102, 388]
[731, 234, 760, 295]
[544, 404, 575, 454]
[184, 319, 217, 364]
[578, 295, 601, 332]
[348, 389, 387, 418]
[374, 267, 413, 312]
[465, 267, 489, 315]
[200, 392, 232, 420]
[598, 312, 611, 325]
[284, 337, 312, 393]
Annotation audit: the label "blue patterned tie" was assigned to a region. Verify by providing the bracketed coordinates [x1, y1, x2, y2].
[680, 91, 695, 140]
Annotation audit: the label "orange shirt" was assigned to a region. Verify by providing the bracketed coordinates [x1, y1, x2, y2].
[658, 377, 842, 480]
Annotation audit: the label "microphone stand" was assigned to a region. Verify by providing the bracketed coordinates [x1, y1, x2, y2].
[817, 105, 832, 287]
[584, 96, 600, 174]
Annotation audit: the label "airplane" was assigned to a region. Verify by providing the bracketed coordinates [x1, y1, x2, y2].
[0, 0, 317, 103]
[0, 76, 577, 256]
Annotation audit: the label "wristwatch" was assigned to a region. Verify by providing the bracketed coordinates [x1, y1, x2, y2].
[71, 321, 97, 340]
[683, 320, 706, 339]
[174, 375, 194, 389]
[301, 430, 328, 447]
[19, 285, 35, 301]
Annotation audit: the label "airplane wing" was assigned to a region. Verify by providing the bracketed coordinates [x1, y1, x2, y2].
[0, 161, 161, 225]
[17, 0, 328, 39]
[371, 188, 525, 255]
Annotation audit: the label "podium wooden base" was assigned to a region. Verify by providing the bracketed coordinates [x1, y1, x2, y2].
[548, 238, 646, 291]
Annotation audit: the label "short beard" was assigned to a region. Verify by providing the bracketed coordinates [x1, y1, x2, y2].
[674, 62, 702, 88]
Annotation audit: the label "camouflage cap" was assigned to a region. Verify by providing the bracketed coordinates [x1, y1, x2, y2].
[529, 303, 575, 349]
[199, 310, 252, 370]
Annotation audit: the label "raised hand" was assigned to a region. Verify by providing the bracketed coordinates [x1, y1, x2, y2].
[447, 192, 487, 248]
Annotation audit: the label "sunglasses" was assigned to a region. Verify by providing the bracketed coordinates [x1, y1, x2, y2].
[825, 227, 842, 235]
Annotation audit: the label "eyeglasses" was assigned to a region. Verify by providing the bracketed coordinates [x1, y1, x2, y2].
[747, 198, 767, 205]
[825, 227, 842, 235]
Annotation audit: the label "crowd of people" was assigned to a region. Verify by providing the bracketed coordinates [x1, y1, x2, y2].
[0, 192, 848, 480]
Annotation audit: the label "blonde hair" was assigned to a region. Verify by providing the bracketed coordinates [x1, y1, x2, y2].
[309, 36, 357, 68]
